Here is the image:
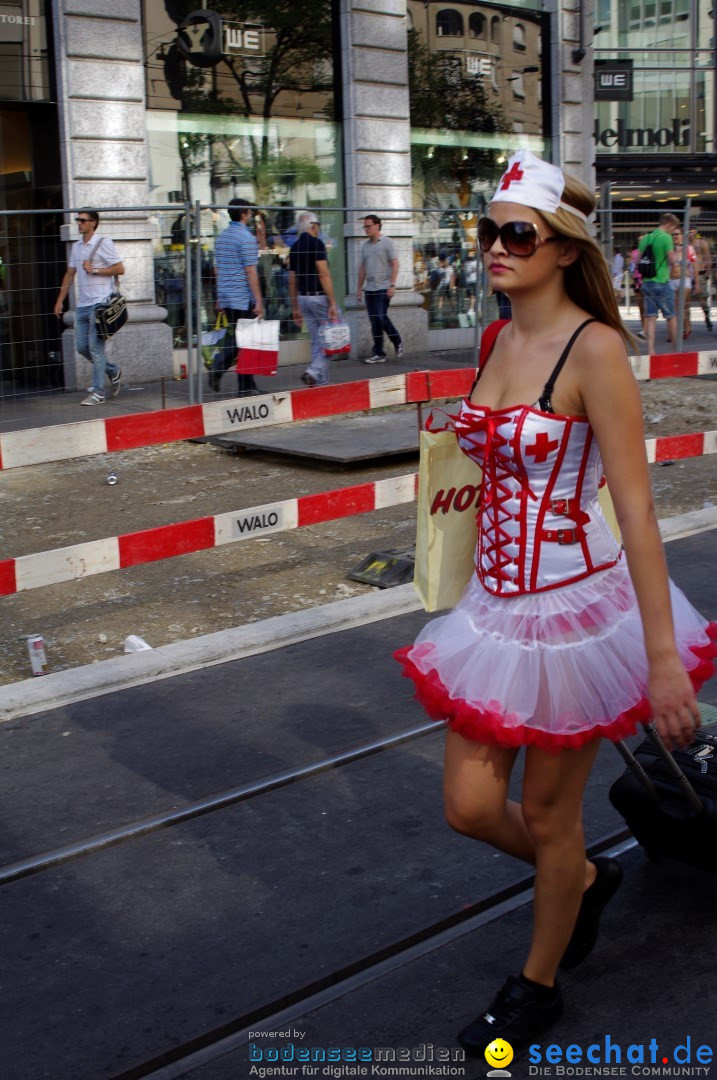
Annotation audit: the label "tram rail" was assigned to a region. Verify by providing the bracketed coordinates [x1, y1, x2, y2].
[110, 831, 636, 1080]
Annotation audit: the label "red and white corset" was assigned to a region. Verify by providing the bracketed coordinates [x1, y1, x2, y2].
[455, 399, 620, 596]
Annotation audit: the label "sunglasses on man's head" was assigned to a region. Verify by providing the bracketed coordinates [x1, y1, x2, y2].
[477, 218, 559, 258]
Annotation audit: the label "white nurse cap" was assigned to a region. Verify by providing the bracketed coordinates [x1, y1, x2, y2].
[491, 150, 588, 221]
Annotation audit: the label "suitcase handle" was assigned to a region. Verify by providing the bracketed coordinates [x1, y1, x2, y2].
[615, 723, 704, 816]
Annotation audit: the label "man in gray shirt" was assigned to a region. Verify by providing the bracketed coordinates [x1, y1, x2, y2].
[356, 215, 404, 363]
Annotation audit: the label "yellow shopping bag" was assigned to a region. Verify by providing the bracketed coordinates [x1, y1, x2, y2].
[413, 428, 483, 612]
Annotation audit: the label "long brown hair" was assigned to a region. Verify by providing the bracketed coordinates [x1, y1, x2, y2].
[536, 173, 635, 349]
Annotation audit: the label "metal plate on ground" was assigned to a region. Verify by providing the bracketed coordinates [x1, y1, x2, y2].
[212, 411, 421, 465]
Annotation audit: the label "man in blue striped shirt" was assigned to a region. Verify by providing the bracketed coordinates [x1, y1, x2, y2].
[212, 199, 264, 395]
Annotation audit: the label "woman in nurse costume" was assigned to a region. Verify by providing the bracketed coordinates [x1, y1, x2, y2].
[395, 151, 716, 1052]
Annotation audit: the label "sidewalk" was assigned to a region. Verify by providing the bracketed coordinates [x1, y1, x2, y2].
[1, 307, 714, 436]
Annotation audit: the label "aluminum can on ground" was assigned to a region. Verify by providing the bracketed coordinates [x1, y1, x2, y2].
[27, 635, 48, 676]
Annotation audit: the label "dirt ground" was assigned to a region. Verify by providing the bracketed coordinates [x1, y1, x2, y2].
[2, 378, 716, 685]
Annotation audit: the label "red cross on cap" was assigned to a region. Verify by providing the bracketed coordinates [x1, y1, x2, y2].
[500, 162, 524, 190]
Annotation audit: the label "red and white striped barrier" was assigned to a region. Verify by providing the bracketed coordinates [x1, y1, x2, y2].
[1, 349, 716, 471]
[1, 423, 715, 596]
[0, 474, 417, 596]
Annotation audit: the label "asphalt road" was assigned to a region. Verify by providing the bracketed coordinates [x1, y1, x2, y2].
[0, 531, 714, 1078]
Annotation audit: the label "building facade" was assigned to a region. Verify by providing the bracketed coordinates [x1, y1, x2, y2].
[6, 0, 705, 390]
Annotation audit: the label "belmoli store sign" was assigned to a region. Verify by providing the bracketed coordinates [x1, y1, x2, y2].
[594, 117, 691, 151]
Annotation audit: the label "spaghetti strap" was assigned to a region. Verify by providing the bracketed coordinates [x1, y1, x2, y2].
[538, 319, 596, 413]
[469, 319, 510, 396]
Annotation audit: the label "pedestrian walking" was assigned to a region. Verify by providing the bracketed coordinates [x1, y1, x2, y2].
[395, 150, 716, 1053]
[638, 213, 679, 355]
[688, 227, 713, 331]
[356, 214, 404, 363]
[54, 210, 124, 406]
[628, 237, 646, 338]
[289, 211, 339, 387]
[669, 229, 697, 339]
[212, 198, 264, 397]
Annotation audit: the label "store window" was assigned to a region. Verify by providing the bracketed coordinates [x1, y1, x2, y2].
[143, 1, 344, 341]
[0, 0, 51, 102]
[595, 0, 714, 155]
[406, 0, 547, 330]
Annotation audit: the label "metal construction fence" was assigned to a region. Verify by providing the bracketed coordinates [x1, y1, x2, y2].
[594, 201, 717, 349]
[0, 194, 714, 408]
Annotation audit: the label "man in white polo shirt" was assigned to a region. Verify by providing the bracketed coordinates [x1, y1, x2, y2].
[356, 214, 404, 363]
[54, 209, 125, 405]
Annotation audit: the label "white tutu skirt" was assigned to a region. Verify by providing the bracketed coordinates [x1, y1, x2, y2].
[395, 559, 717, 753]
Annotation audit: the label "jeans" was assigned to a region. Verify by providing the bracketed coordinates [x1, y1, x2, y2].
[75, 304, 119, 394]
[365, 289, 401, 356]
[212, 307, 258, 395]
[641, 280, 675, 319]
[299, 294, 330, 384]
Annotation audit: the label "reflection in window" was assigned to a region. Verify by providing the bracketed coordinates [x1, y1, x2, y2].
[469, 12, 486, 38]
[513, 24, 526, 51]
[436, 9, 464, 37]
[511, 71, 526, 99]
[491, 16, 501, 43]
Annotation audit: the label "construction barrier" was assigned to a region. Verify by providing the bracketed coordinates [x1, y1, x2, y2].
[1, 349, 717, 471]
[1, 421, 715, 596]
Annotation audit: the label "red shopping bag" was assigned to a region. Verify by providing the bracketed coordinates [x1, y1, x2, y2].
[235, 319, 279, 376]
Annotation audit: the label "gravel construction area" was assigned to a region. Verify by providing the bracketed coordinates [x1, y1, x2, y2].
[1, 378, 716, 686]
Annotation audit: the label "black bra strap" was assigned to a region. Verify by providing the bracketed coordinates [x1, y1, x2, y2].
[540, 319, 597, 401]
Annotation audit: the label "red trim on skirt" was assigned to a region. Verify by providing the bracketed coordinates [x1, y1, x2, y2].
[394, 622, 717, 754]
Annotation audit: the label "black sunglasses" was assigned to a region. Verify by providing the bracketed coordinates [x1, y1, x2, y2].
[75, 217, 92, 223]
[477, 218, 559, 258]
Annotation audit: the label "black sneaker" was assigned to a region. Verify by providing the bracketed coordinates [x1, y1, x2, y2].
[109, 367, 122, 398]
[559, 857, 623, 970]
[458, 975, 563, 1056]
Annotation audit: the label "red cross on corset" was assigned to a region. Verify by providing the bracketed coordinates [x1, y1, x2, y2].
[500, 163, 524, 190]
[525, 432, 559, 463]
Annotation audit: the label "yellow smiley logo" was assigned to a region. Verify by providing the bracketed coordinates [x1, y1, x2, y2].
[485, 1038, 514, 1069]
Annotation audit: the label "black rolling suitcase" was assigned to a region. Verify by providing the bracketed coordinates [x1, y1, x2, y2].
[609, 723, 717, 871]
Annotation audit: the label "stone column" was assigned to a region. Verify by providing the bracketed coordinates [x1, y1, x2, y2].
[545, 0, 596, 189]
[339, 0, 427, 360]
[52, 0, 172, 389]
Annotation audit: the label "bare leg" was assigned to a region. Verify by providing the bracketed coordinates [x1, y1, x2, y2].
[520, 739, 601, 985]
[645, 314, 656, 355]
[443, 730, 533, 862]
[443, 731, 598, 932]
[666, 314, 677, 346]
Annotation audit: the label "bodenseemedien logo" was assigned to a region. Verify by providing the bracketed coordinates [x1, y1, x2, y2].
[485, 1038, 514, 1076]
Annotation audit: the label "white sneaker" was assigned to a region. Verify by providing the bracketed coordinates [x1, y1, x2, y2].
[81, 392, 105, 406]
[395, 342, 405, 358]
[364, 354, 386, 364]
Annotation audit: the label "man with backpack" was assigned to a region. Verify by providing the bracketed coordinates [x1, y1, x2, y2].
[638, 213, 679, 355]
